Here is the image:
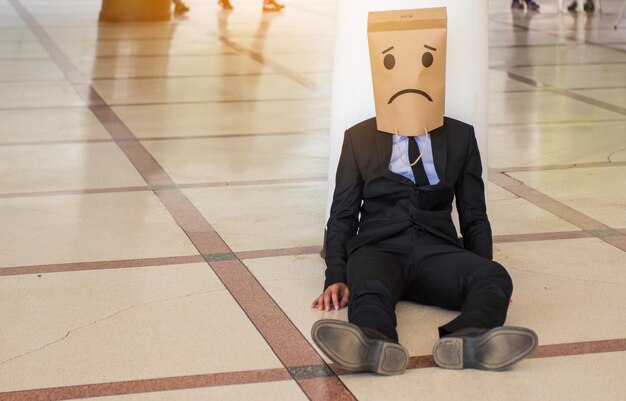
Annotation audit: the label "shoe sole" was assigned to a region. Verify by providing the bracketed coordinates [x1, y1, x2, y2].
[311, 320, 408, 375]
[433, 326, 538, 371]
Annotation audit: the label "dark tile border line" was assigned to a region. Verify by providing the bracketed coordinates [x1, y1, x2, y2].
[0, 129, 326, 147]
[7, 2, 355, 399]
[139, 129, 327, 142]
[0, 138, 114, 147]
[492, 161, 626, 173]
[89, 71, 283, 81]
[0, 97, 325, 111]
[89, 52, 239, 58]
[0, 368, 291, 401]
[0, 185, 150, 199]
[489, 171, 626, 252]
[0, 177, 328, 200]
[0, 255, 204, 277]
[8, 225, 625, 278]
[236, 246, 322, 260]
[492, 230, 592, 243]
[492, 60, 626, 69]
[488, 118, 626, 128]
[89, 70, 331, 81]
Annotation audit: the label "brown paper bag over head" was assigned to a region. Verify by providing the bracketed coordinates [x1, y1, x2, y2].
[368, 7, 447, 136]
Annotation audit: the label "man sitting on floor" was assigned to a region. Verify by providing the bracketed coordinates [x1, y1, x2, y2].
[310, 7, 537, 376]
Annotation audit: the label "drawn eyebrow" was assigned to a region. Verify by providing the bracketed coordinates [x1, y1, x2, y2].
[424, 45, 437, 51]
[382, 46, 394, 54]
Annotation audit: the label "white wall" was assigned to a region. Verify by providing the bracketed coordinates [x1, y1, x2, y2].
[326, 0, 489, 216]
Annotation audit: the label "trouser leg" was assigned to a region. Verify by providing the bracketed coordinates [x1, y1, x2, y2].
[346, 245, 407, 341]
[404, 245, 513, 338]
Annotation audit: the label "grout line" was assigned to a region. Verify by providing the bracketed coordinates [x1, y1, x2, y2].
[0, 129, 327, 147]
[491, 160, 626, 172]
[0, 176, 328, 200]
[488, 118, 626, 127]
[0, 97, 325, 111]
[7, 2, 354, 400]
[88, 70, 331, 81]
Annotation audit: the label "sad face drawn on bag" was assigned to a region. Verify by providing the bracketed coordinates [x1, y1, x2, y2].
[382, 44, 439, 105]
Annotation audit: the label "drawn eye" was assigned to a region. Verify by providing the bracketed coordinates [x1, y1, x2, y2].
[384, 53, 395, 70]
[422, 51, 433, 68]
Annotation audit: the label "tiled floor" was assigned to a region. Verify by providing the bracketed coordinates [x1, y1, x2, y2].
[0, 0, 624, 400]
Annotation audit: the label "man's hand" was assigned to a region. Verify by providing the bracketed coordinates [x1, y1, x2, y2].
[311, 282, 349, 311]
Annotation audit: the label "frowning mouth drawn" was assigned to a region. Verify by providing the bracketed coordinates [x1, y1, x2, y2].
[387, 89, 433, 104]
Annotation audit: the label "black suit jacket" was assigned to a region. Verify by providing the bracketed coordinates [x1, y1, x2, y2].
[324, 116, 493, 289]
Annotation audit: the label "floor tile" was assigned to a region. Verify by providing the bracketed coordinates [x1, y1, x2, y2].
[488, 121, 626, 169]
[143, 133, 328, 184]
[0, 191, 198, 267]
[0, 107, 110, 144]
[0, 41, 48, 58]
[508, 166, 626, 227]
[79, 381, 307, 401]
[489, 69, 538, 92]
[92, 74, 318, 105]
[0, 58, 64, 81]
[183, 181, 326, 252]
[487, 183, 580, 235]
[0, 27, 38, 42]
[113, 99, 330, 138]
[341, 351, 626, 401]
[488, 91, 623, 125]
[0, 264, 282, 392]
[0, 81, 84, 108]
[265, 52, 334, 73]
[0, 142, 146, 194]
[496, 238, 626, 345]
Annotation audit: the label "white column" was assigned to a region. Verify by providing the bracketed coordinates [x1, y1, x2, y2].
[326, 0, 489, 217]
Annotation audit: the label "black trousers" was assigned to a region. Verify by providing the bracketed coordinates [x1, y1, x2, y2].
[346, 227, 513, 342]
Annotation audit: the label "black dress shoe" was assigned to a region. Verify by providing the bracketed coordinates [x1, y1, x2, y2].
[311, 319, 409, 375]
[433, 326, 538, 371]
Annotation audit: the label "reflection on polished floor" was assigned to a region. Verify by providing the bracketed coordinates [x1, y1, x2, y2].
[0, 0, 625, 400]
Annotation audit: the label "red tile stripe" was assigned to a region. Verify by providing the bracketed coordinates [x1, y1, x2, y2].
[2, 338, 624, 400]
[0, 255, 204, 277]
[330, 338, 626, 376]
[489, 171, 626, 252]
[0, 369, 291, 401]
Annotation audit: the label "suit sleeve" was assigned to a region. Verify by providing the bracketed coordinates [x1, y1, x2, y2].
[454, 126, 493, 259]
[324, 130, 363, 289]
